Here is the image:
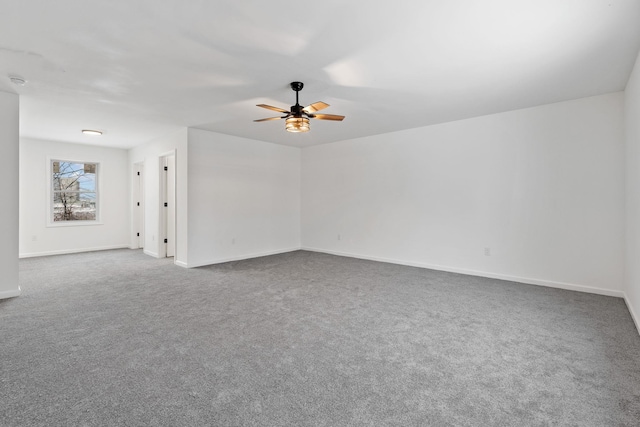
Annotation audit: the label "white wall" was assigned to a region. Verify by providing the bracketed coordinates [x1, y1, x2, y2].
[186, 128, 300, 267]
[302, 93, 625, 296]
[129, 128, 188, 265]
[19, 138, 130, 257]
[0, 91, 20, 299]
[625, 50, 640, 331]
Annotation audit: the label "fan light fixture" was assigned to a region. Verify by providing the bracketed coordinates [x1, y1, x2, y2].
[9, 76, 26, 86]
[254, 82, 345, 133]
[285, 117, 310, 133]
[82, 129, 103, 136]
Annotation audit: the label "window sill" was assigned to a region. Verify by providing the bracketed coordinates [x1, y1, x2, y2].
[46, 221, 104, 228]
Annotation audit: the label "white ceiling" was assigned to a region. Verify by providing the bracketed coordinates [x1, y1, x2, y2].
[1, 0, 639, 149]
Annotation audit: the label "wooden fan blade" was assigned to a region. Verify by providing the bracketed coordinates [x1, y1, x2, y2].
[254, 117, 284, 122]
[303, 101, 329, 114]
[257, 104, 290, 114]
[313, 113, 345, 121]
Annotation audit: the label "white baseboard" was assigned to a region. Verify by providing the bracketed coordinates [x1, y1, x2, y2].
[175, 260, 188, 268]
[0, 287, 21, 300]
[186, 247, 301, 268]
[143, 249, 159, 258]
[623, 293, 640, 336]
[19, 245, 130, 259]
[301, 247, 625, 298]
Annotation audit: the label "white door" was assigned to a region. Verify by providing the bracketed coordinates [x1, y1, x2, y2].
[165, 155, 176, 257]
[133, 162, 144, 249]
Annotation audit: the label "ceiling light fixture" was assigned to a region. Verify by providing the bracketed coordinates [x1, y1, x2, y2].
[285, 116, 310, 133]
[254, 82, 345, 133]
[9, 76, 26, 86]
[82, 129, 103, 136]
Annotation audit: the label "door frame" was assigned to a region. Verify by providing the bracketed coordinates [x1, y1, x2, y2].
[159, 151, 176, 258]
[133, 162, 145, 249]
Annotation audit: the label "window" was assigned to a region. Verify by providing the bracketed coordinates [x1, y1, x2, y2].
[51, 160, 98, 223]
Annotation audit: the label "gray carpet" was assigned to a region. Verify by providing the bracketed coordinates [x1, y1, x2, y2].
[2, 249, 640, 426]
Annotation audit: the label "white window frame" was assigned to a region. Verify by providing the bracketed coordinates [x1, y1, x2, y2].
[47, 157, 102, 227]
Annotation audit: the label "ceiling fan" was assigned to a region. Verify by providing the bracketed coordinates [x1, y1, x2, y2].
[254, 82, 345, 133]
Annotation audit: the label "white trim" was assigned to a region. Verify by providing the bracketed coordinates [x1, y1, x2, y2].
[46, 221, 104, 228]
[623, 293, 640, 336]
[0, 288, 21, 300]
[175, 260, 188, 268]
[132, 161, 145, 250]
[159, 153, 176, 259]
[301, 247, 625, 298]
[143, 248, 160, 258]
[158, 149, 177, 157]
[186, 247, 301, 268]
[19, 245, 129, 259]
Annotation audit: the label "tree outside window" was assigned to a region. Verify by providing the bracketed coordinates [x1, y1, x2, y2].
[52, 160, 98, 222]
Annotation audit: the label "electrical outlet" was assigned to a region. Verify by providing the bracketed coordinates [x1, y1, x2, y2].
[31, 235, 37, 242]
[484, 247, 491, 256]
[232, 237, 236, 244]
[338, 234, 341, 241]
